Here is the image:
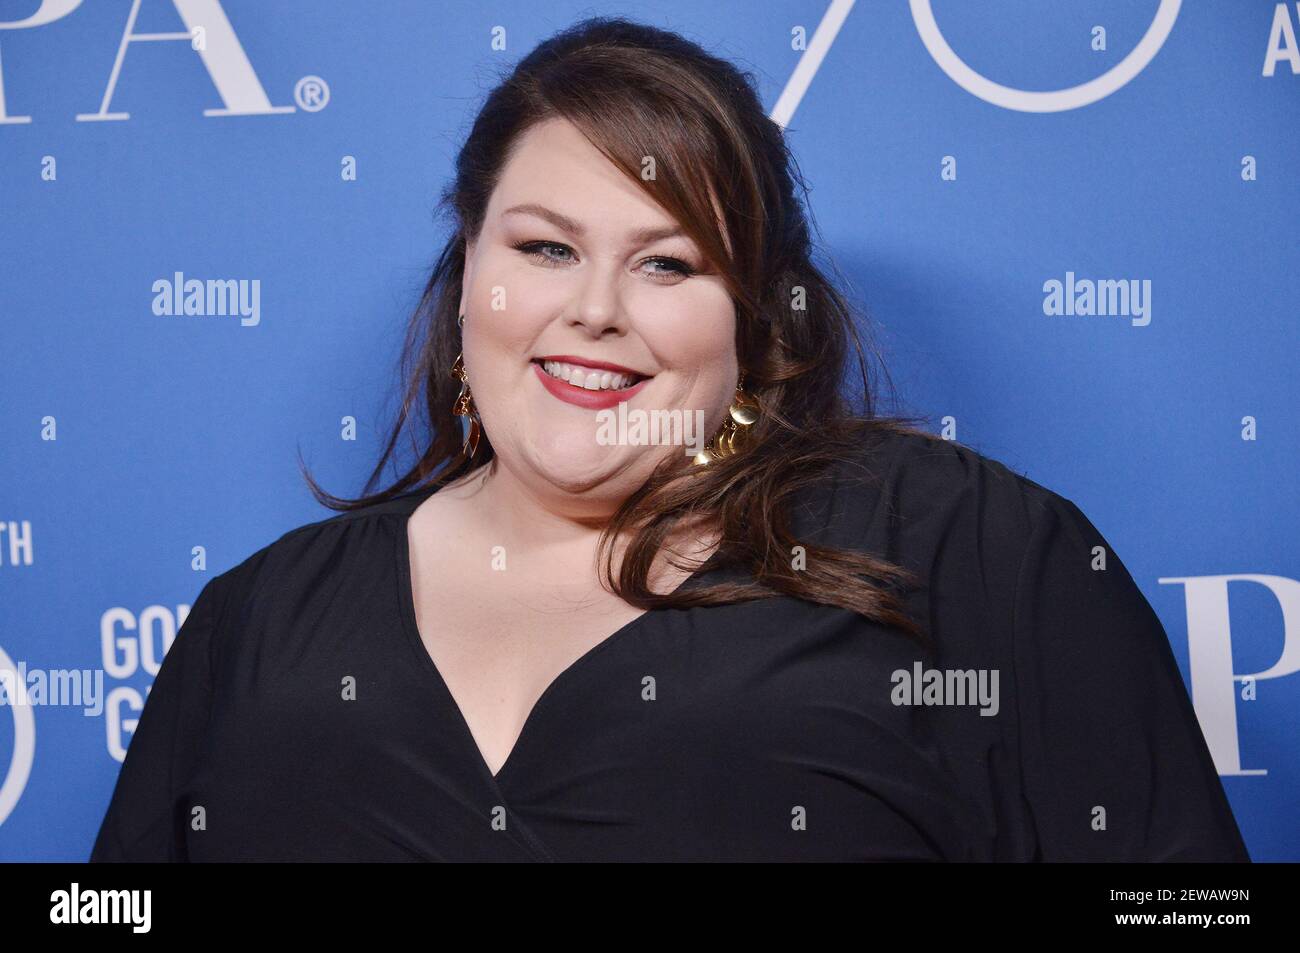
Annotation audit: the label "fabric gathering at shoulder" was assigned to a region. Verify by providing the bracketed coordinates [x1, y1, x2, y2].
[1008, 490, 1250, 861]
[847, 429, 1050, 623]
[879, 430, 1048, 532]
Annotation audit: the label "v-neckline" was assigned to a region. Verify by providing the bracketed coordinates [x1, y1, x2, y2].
[392, 480, 718, 789]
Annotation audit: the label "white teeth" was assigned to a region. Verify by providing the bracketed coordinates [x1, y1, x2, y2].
[540, 360, 640, 391]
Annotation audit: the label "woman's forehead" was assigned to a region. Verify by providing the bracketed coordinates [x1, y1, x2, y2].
[490, 116, 733, 257]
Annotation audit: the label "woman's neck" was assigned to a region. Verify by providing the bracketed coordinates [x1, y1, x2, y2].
[455, 458, 620, 570]
[450, 455, 718, 592]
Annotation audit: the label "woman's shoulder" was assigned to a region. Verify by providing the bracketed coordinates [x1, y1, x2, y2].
[199, 485, 433, 609]
[849, 424, 1162, 649]
[827, 422, 1156, 635]
[833, 423, 1069, 550]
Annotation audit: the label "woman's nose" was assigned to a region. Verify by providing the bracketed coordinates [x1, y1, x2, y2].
[566, 265, 629, 335]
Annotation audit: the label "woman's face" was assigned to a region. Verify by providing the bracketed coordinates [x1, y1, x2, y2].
[457, 117, 738, 512]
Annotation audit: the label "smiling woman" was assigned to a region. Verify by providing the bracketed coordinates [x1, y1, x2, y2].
[456, 117, 740, 481]
[303, 18, 934, 635]
[88, 15, 1249, 863]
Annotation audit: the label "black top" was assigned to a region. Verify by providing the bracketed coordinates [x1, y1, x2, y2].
[89, 429, 1250, 862]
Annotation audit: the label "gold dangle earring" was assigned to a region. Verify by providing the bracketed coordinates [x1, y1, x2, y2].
[693, 372, 760, 466]
[451, 312, 482, 460]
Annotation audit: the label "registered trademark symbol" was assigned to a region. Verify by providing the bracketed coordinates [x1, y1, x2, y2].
[294, 75, 330, 112]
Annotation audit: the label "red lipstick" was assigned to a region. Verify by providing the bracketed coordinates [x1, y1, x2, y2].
[534, 354, 648, 376]
[532, 360, 652, 410]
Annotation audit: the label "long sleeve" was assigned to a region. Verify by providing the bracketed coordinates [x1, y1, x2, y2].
[1012, 493, 1250, 861]
[89, 571, 232, 862]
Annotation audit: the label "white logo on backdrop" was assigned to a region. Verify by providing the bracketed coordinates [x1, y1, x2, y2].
[909, 0, 1182, 112]
[0, 644, 36, 827]
[0, 0, 314, 124]
[773, 0, 1182, 126]
[1160, 574, 1300, 778]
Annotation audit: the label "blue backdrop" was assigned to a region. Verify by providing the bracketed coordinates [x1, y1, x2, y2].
[0, 0, 1295, 861]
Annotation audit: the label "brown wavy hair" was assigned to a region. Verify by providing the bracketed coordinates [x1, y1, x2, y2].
[301, 16, 936, 647]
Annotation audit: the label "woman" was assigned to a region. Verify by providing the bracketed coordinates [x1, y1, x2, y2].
[89, 17, 1249, 862]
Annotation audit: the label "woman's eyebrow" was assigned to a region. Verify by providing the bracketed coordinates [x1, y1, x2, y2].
[502, 203, 685, 245]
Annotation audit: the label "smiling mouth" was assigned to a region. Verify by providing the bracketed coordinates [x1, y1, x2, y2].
[532, 358, 650, 392]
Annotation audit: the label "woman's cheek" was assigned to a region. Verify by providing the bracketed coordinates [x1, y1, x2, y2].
[655, 311, 735, 373]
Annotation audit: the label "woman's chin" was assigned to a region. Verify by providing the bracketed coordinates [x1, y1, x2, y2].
[522, 442, 655, 495]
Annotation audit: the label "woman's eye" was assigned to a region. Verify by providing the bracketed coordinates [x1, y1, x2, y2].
[512, 241, 695, 282]
[642, 257, 695, 281]
[514, 240, 574, 266]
